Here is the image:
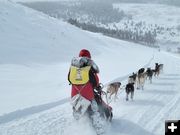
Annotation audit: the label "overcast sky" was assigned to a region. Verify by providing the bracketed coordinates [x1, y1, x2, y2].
[1, 0, 77, 2]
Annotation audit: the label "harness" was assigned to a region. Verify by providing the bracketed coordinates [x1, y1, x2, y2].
[74, 84, 87, 95]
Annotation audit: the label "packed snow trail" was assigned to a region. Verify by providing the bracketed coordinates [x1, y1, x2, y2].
[0, 51, 180, 135]
[0, 98, 69, 124]
[111, 51, 180, 135]
[0, 55, 154, 125]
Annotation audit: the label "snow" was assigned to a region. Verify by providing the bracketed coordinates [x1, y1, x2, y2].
[111, 51, 180, 135]
[113, 3, 180, 50]
[114, 3, 180, 27]
[0, 1, 155, 115]
[0, 1, 180, 135]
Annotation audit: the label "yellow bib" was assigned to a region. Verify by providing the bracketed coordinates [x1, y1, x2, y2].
[69, 66, 91, 85]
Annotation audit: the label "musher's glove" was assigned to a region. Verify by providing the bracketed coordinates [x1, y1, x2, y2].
[96, 85, 102, 91]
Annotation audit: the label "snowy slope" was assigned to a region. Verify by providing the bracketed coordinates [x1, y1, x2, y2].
[113, 3, 180, 50]
[0, 1, 180, 135]
[0, 0, 155, 116]
[19, 1, 180, 52]
[0, 51, 180, 135]
[114, 3, 180, 27]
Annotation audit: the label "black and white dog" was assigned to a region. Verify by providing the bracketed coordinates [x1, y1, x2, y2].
[125, 83, 135, 101]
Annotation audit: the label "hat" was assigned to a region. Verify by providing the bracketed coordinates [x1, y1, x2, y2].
[79, 49, 91, 59]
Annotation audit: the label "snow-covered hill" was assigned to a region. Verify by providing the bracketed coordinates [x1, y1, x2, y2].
[21, 1, 180, 52]
[0, 1, 180, 135]
[113, 3, 180, 50]
[0, 0, 155, 115]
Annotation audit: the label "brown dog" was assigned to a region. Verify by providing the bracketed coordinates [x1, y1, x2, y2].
[107, 82, 121, 100]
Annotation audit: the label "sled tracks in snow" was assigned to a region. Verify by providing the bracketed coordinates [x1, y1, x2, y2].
[0, 98, 69, 124]
[0, 56, 154, 125]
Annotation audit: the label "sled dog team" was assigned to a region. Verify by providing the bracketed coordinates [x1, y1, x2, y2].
[68, 49, 163, 135]
[107, 63, 164, 101]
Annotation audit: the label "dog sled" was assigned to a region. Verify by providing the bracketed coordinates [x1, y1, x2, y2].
[69, 56, 112, 135]
[71, 83, 113, 122]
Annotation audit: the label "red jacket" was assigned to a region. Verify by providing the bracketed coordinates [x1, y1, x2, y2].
[71, 73, 99, 101]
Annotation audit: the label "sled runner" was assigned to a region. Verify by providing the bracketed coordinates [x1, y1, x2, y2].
[93, 84, 113, 122]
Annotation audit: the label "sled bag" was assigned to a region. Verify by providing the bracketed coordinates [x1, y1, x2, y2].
[69, 66, 91, 85]
[71, 94, 91, 115]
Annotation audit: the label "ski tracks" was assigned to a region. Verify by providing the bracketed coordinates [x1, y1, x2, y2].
[137, 73, 180, 135]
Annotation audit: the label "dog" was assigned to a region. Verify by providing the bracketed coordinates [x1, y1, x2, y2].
[125, 83, 135, 101]
[128, 72, 137, 88]
[137, 68, 146, 90]
[128, 72, 137, 83]
[107, 82, 121, 100]
[154, 63, 160, 77]
[146, 68, 153, 83]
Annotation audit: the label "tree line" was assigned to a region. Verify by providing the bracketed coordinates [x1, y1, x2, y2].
[68, 18, 157, 46]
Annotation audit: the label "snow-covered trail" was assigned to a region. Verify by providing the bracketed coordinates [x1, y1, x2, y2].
[111, 51, 180, 135]
[0, 51, 180, 135]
